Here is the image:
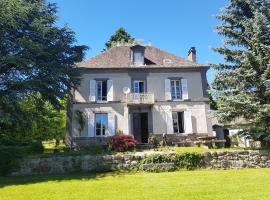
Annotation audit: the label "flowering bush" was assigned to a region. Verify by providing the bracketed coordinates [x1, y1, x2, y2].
[109, 135, 138, 152]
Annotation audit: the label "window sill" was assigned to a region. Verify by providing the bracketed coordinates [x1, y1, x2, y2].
[96, 101, 108, 104]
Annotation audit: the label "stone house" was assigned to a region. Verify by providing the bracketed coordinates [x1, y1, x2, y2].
[66, 44, 213, 147]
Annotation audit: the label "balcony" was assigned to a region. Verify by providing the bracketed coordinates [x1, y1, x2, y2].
[125, 93, 155, 105]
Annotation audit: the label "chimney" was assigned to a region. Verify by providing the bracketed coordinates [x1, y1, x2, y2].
[187, 47, 196, 63]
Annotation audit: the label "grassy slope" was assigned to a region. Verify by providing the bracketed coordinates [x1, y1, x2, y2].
[1, 169, 270, 200]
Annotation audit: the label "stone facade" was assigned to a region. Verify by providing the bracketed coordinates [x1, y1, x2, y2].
[10, 150, 270, 176]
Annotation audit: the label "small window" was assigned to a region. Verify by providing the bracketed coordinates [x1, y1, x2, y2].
[133, 80, 145, 93]
[95, 113, 108, 136]
[133, 51, 144, 66]
[170, 80, 182, 100]
[172, 112, 184, 133]
[96, 80, 107, 101]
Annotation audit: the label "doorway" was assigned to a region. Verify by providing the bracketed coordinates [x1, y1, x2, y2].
[132, 113, 149, 143]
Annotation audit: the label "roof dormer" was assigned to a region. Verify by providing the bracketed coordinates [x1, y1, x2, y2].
[131, 45, 145, 66]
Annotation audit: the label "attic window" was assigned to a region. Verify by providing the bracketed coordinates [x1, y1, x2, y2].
[133, 51, 144, 66]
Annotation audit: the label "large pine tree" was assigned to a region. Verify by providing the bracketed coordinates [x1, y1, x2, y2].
[212, 0, 270, 142]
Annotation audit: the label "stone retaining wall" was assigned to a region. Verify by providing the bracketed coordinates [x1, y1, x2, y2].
[10, 150, 270, 176]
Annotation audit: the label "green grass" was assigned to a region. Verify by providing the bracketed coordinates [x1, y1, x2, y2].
[1, 169, 270, 200]
[158, 146, 245, 154]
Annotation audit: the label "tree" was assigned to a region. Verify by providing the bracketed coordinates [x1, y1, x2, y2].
[104, 27, 134, 50]
[0, 0, 88, 139]
[209, 94, 218, 110]
[212, 0, 270, 142]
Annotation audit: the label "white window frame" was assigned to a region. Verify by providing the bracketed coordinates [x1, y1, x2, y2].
[133, 51, 143, 66]
[170, 80, 182, 100]
[95, 113, 108, 137]
[96, 80, 107, 102]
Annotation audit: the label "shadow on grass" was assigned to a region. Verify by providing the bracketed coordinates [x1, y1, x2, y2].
[0, 170, 131, 188]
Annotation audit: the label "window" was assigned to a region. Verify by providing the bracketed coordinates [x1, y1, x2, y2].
[133, 80, 145, 93]
[96, 80, 107, 101]
[170, 80, 182, 100]
[133, 51, 144, 66]
[172, 112, 184, 133]
[95, 113, 108, 136]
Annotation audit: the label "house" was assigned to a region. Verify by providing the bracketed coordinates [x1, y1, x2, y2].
[66, 43, 213, 147]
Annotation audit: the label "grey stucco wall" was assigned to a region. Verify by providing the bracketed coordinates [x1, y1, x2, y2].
[70, 68, 212, 143]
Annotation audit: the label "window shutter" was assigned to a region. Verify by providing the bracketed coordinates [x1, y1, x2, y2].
[88, 112, 95, 137]
[184, 110, 193, 134]
[165, 79, 171, 100]
[89, 80, 96, 102]
[181, 79, 188, 100]
[166, 110, 174, 134]
[108, 113, 115, 136]
[107, 80, 113, 101]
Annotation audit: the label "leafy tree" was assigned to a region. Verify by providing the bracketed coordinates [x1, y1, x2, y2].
[0, 0, 88, 139]
[104, 27, 134, 50]
[1, 93, 67, 141]
[212, 0, 270, 142]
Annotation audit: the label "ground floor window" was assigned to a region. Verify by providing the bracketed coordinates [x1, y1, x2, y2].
[95, 113, 108, 136]
[172, 112, 184, 133]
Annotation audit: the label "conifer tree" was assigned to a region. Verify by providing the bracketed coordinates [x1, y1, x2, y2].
[212, 0, 270, 142]
[104, 27, 134, 50]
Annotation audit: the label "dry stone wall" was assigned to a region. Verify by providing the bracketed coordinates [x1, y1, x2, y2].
[10, 150, 270, 176]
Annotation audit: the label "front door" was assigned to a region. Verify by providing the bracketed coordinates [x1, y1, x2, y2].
[132, 113, 148, 143]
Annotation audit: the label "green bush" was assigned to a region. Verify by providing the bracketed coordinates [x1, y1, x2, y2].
[138, 153, 206, 172]
[0, 137, 44, 154]
[0, 146, 26, 175]
[84, 143, 107, 155]
[140, 154, 173, 164]
[175, 153, 206, 170]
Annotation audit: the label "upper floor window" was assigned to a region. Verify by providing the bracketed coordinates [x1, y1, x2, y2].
[170, 80, 182, 100]
[133, 51, 144, 66]
[96, 80, 107, 101]
[133, 80, 145, 93]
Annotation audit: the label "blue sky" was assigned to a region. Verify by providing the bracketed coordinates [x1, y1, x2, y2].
[48, 0, 228, 83]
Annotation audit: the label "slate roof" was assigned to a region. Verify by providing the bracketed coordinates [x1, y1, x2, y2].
[77, 45, 206, 69]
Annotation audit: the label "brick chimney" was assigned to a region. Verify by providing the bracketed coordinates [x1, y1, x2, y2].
[187, 47, 196, 63]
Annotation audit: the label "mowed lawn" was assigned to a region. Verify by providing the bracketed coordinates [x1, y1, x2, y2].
[1, 169, 270, 200]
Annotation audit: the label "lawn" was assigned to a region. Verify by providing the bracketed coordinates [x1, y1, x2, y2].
[1, 169, 270, 200]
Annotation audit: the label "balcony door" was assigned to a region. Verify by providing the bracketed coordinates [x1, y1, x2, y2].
[133, 80, 145, 93]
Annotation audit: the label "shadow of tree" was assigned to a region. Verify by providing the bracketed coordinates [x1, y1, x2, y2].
[0, 171, 131, 188]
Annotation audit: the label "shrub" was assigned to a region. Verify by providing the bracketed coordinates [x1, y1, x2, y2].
[0, 137, 44, 154]
[137, 153, 206, 172]
[175, 153, 206, 170]
[0, 146, 26, 175]
[109, 135, 138, 152]
[84, 143, 107, 155]
[140, 154, 173, 164]
[29, 141, 44, 154]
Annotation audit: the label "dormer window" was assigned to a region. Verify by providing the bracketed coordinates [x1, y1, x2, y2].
[133, 51, 144, 66]
[131, 45, 145, 66]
